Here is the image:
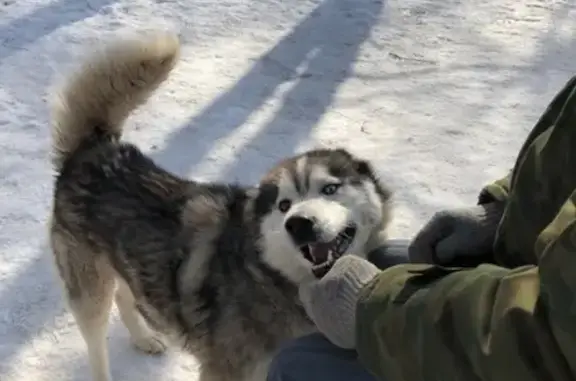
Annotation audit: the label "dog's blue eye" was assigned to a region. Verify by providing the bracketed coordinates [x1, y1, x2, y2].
[321, 183, 340, 195]
[278, 199, 292, 213]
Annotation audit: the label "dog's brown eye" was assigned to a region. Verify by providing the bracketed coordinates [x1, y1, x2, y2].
[278, 199, 292, 213]
[321, 183, 341, 195]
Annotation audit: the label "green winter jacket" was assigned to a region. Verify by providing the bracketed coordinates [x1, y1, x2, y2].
[355, 75, 576, 381]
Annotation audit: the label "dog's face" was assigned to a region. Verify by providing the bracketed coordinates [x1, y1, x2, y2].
[253, 149, 391, 284]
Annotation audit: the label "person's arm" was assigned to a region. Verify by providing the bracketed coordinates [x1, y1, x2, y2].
[357, 75, 576, 380]
[355, 192, 576, 380]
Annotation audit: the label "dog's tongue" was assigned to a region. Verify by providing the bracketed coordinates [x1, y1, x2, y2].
[309, 242, 332, 264]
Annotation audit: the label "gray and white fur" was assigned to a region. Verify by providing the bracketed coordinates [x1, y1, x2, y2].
[48, 32, 392, 381]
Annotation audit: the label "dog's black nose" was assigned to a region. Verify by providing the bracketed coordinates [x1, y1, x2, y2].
[285, 215, 318, 245]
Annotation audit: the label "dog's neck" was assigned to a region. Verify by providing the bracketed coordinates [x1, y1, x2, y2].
[365, 227, 388, 253]
[364, 203, 392, 253]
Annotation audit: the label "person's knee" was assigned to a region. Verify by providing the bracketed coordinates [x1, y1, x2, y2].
[266, 345, 297, 381]
[267, 334, 331, 381]
[267, 333, 361, 381]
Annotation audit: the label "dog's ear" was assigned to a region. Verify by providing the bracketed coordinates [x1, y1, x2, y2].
[355, 159, 373, 177]
[334, 148, 352, 156]
[333, 149, 372, 176]
[355, 159, 393, 201]
[253, 182, 279, 217]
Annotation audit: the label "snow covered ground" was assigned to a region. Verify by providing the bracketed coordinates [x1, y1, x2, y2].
[0, 0, 574, 379]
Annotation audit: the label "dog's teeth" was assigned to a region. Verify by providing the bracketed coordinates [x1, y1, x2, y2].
[312, 261, 332, 271]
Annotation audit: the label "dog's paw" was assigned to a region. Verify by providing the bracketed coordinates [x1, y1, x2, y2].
[131, 333, 168, 354]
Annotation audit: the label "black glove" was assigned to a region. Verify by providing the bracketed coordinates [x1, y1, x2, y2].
[367, 239, 411, 269]
[408, 202, 505, 266]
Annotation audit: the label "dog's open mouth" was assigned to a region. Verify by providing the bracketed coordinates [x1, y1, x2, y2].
[300, 226, 357, 278]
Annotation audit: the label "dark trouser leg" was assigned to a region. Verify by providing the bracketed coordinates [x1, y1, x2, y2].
[267, 333, 377, 381]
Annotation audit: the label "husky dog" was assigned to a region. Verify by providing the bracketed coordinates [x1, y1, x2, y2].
[48, 32, 392, 381]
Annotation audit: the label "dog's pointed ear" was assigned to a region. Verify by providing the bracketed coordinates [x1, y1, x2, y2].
[355, 159, 393, 201]
[355, 159, 373, 177]
[252, 182, 279, 217]
[334, 147, 351, 155]
[332, 148, 371, 175]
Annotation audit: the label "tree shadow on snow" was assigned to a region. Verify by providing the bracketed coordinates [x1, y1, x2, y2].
[0, 246, 66, 375]
[152, 0, 385, 184]
[0, 0, 117, 60]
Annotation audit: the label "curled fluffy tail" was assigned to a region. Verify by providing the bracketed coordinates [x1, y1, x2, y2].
[50, 31, 181, 170]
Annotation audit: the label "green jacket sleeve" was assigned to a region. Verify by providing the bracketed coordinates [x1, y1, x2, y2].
[355, 192, 576, 381]
[478, 173, 511, 204]
[354, 76, 576, 381]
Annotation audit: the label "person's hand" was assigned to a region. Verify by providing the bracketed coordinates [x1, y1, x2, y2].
[298, 255, 380, 349]
[409, 201, 505, 265]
